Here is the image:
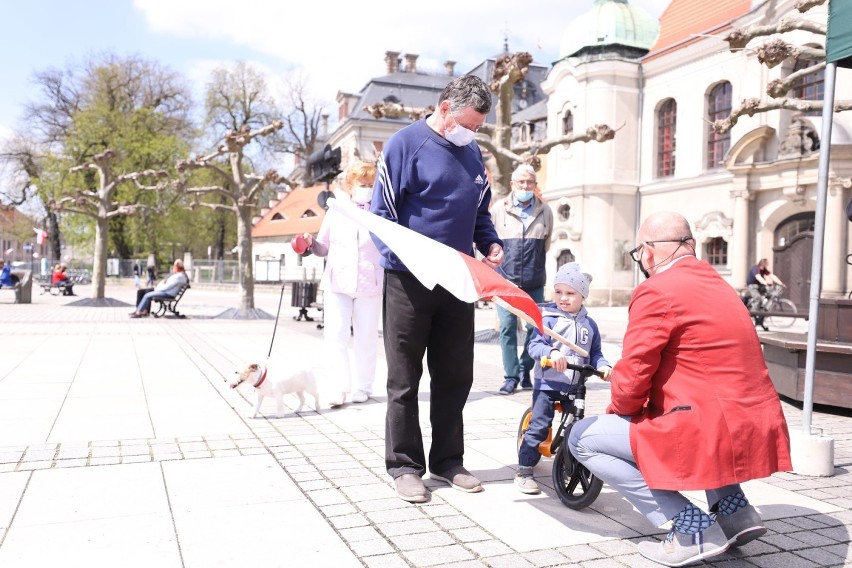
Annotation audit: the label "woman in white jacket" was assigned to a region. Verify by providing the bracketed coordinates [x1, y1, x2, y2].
[302, 161, 383, 406]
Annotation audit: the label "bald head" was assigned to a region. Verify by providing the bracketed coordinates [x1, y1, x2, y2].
[634, 211, 695, 277]
[638, 211, 693, 242]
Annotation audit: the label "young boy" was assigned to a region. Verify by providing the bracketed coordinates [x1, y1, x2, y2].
[515, 262, 612, 494]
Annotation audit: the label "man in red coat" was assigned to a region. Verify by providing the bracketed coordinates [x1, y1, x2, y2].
[568, 211, 791, 567]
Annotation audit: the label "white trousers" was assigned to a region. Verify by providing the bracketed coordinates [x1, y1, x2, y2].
[322, 291, 382, 396]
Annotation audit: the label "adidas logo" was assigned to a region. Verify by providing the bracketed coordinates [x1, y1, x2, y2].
[474, 175, 484, 185]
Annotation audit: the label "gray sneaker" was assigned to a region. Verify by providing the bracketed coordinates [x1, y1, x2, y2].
[514, 474, 540, 494]
[430, 466, 483, 493]
[715, 505, 767, 547]
[394, 474, 428, 503]
[637, 522, 729, 567]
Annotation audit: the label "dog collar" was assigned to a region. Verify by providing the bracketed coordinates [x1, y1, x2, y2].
[253, 368, 268, 388]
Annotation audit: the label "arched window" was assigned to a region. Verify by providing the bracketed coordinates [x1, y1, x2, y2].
[706, 82, 732, 169]
[704, 237, 728, 266]
[793, 58, 824, 116]
[656, 99, 677, 177]
[562, 111, 574, 136]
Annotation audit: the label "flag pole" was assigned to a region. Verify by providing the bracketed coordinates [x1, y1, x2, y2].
[491, 297, 590, 357]
[802, 61, 838, 435]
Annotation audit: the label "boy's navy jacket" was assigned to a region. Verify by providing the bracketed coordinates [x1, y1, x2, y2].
[527, 303, 609, 392]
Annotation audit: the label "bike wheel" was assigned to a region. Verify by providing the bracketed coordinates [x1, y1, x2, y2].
[517, 407, 533, 452]
[552, 443, 603, 510]
[768, 298, 797, 328]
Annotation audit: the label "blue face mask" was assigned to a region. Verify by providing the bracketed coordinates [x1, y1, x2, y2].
[514, 190, 534, 203]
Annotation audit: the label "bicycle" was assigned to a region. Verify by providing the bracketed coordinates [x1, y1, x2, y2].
[516, 358, 604, 510]
[745, 284, 797, 329]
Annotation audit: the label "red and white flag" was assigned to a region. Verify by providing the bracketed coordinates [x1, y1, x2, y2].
[33, 228, 47, 245]
[327, 199, 543, 331]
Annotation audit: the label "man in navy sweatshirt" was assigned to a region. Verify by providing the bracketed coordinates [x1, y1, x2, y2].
[371, 75, 504, 503]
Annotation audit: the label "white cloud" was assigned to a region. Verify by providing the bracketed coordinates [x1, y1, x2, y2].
[135, 0, 665, 100]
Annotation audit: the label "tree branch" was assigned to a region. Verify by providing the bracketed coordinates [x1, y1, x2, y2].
[766, 61, 827, 97]
[725, 15, 826, 50]
[713, 97, 852, 132]
[796, 0, 826, 12]
[755, 39, 825, 68]
[527, 125, 617, 155]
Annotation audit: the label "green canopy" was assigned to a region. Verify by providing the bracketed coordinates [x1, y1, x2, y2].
[827, 0, 852, 68]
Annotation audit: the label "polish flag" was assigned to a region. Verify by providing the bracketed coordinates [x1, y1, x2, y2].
[326, 200, 589, 355]
[327, 198, 541, 326]
[33, 228, 47, 245]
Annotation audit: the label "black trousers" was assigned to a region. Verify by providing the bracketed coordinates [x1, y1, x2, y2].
[383, 270, 475, 479]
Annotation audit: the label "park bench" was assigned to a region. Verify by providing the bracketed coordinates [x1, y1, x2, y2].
[40, 282, 72, 296]
[151, 283, 190, 318]
[0, 279, 21, 303]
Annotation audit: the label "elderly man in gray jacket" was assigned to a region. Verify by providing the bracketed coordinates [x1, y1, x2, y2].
[491, 164, 554, 394]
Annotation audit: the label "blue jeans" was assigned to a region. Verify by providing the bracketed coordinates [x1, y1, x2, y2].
[137, 290, 173, 314]
[568, 414, 743, 527]
[518, 389, 566, 467]
[496, 285, 544, 380]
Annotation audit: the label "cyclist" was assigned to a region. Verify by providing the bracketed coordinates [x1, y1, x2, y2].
[746, 258, 784, 330]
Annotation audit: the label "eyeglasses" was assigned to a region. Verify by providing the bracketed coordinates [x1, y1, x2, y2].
[449, 112, 483, 132]
[512, 179, 536, 186]
[629, 237, 694, 262]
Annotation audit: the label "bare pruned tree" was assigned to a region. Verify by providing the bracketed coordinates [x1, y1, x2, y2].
[279, 71, 326, 167]
[52, 149, 172, 299]
[714, 0, 852, 133]
[175, 121, 292, 315]
[364, 52, 615, 196]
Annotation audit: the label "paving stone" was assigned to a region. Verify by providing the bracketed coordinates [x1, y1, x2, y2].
[362, 553, 411, 568]
[403, 544, 474, 566]
[338, 525, 382, 543]
[435, 515, 476, 530]
[365, 507, 426, 524]
[388, 530, 455, 551]
[466, 540, 513, 557]
[556, 544, 607, 562]
[749, 552, 820, 567]
[521, 549, 570, 567]
[348, 538, 396, 557]
[484, 554, 535, 568]
[378, 519, 440, 537]
[451, 527, 491, 543]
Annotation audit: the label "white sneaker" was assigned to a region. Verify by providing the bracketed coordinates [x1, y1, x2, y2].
[351, 391, 369, 403]
[329, 393, 347, 408]
[515, 474, 540, 494]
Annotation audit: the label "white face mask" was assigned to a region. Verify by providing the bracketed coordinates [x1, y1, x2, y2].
[352, 185, 373, 204]
[445, 123, 477, 146]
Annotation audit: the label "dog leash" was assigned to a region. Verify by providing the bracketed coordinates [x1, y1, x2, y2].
[267, 284, 287, 360]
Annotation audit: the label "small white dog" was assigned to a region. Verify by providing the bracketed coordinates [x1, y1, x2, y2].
[229, 362, 320, 418]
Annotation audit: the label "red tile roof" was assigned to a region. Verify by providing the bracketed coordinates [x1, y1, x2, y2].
[251, 185, 327, 238]
[646, 0, 752, 60]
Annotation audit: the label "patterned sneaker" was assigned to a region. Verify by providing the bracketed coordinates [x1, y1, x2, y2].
[715, 505, 767, 547]
[499, 378, 519, 395]
[637, 523, 729, 567]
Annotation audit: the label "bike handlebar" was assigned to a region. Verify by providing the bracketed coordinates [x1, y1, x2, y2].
[540, 356, 604, 377]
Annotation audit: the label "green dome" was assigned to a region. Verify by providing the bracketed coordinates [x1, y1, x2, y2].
[559, 0, 659, 59]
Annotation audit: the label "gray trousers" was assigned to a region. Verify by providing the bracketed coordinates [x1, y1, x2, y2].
[568, 414, 742, 527]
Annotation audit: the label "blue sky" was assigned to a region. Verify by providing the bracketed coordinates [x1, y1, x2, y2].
[0, 0, 669, 137]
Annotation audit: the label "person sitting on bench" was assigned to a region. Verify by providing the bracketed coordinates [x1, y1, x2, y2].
[0, 260, 13, 288]
[130, 259, 188, 318]
[52, 263, 75, 296]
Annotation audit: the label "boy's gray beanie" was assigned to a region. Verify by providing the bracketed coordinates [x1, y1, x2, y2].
[554, 262, 592, 298]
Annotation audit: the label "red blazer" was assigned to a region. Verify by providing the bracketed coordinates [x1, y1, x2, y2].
[609, 256, 792, 490]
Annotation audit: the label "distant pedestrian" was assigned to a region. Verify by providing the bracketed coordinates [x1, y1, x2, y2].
[146, 263, 156, 287]
[133, 261, 141, 289]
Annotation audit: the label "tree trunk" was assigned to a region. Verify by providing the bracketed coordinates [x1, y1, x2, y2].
[92, 215, 108, 299]
[47, 211, 61, 261]
[236, 205, 255, 310]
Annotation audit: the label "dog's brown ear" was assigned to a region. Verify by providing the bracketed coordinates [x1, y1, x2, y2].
[249, 363, 260, 371]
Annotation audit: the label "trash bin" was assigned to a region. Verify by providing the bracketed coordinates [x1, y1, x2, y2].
[291, 281, 317, 308]
[10, 270, 32, 304]
[291, 281, 317, 322]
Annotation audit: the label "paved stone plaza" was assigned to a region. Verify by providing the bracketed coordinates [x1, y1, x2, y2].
[1, 283, 851, 567]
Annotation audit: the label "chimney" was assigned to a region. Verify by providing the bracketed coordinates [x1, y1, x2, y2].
[385, 51, 401, 74]
[404, 53, 418, 73]
[444, 60, 456, 76]
[321, 113, 329, 135]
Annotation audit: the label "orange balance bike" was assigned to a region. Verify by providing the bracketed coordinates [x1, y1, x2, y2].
[516, 358, 604, 510]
